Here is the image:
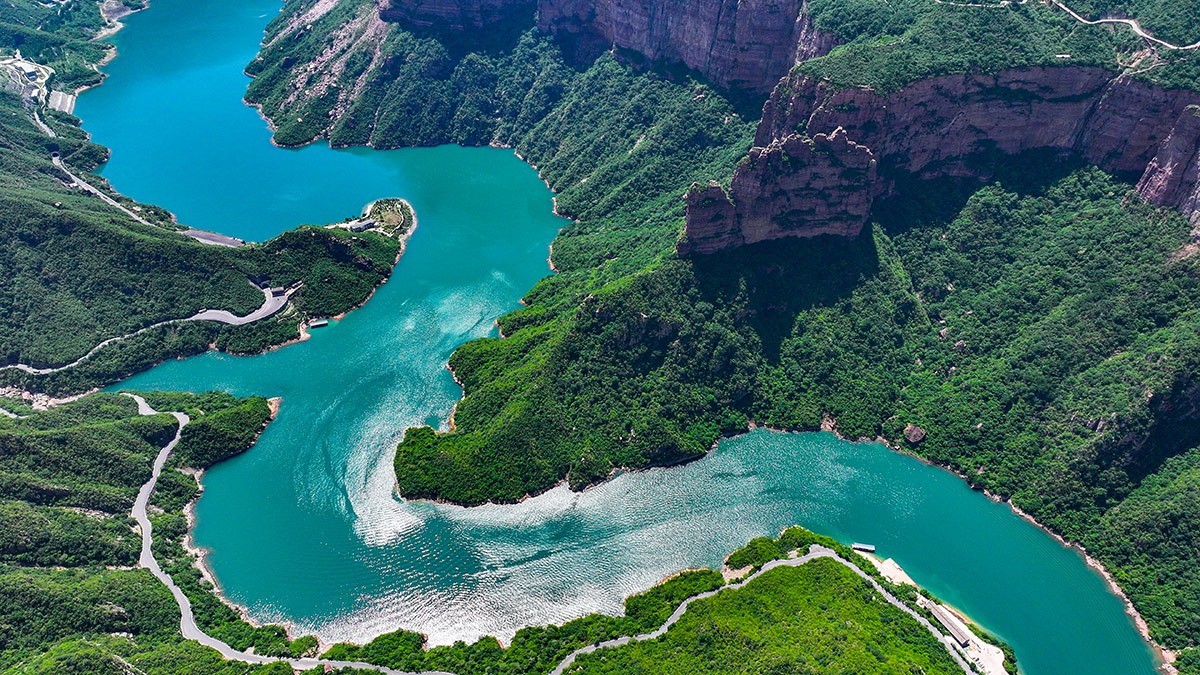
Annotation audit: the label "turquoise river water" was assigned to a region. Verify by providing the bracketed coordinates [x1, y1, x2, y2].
[80, 0, 1159, 672]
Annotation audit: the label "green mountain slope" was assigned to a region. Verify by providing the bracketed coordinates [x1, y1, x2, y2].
[244, 0, 1200, 657]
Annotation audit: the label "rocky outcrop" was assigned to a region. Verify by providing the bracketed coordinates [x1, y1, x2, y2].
[681, 67, 1200, 255]
[683, 129, 875, 253]
[380, 0, 839, 94]
[904, 424, 927, 444]
[539, 0, 839, 94]
[378, 0, 533, 32]
[1137, 105, 1200, 231]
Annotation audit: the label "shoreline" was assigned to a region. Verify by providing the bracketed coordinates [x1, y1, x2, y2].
[62, 0, 421, 649]
[171, 213, 420, 645]
[1006, 499, 1177, 674]
[810, 420, 1178, 674]
[180, 397, 301, 643]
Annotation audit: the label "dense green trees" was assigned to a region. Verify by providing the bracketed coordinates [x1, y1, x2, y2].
[569, 559, 959, 675]
[0, 392, 308, 672]
[0, 91, 400, 391]
[244, 0, 1200, 657]
[5, 0, 1200, 669]
[803, 0, 1135, 93]
[241, 0, 1200, 653]
[800, 0, 1197, 92]
[1068, 0, 1200, 45]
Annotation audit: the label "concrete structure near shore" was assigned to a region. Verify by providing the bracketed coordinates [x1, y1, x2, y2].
[47, 90, 76, 114]
[916, 595, 1009, 675]
[1, 53, 51, 101]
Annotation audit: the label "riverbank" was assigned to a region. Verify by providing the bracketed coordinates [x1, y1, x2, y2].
[783, 416, 1174, 673]
[95, 0, 140, 42]
[816, 419, 1178, 674]
[1007, 500, 1177, 674]
[124, 393, 449, 673]
[179, 398, 288, 645]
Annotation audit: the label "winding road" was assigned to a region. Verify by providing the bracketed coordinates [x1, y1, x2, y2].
[1046, 0, 1200, 51]
[124, 406, 976, 675]
[52, 153, 153, 226]
[55, 153, 246, 246]
[933, 0, 1200, 51]
[123, 388, 977, 675]
[35, 113, 243, 246]
[1, 284, 292, 375]
[548, 546, 972, 675]
[122, 390, 977, 674]
[124, 393, 455, 675]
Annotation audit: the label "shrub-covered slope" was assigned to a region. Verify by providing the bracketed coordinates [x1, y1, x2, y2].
[0, 392, 313, 673]
[246, 0, 1200, 655]
[0, 91, 400, 392]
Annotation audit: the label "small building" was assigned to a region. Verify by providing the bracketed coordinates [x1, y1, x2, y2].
[928, 603, 973, 648]
[309, 319, 329, 328]
[851, 543, 876, 553]
[268, 287, 286, 297]
[348, 218, 376, 232]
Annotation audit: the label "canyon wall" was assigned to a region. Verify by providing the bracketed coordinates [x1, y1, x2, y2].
[535, 0, 838, 94]
[680, 67, 1200, 255]
[379, 0, 839, 94]
[378, 0, 534, 32]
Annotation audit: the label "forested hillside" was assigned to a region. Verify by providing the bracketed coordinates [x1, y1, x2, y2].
[798, 0, 1199, 91]
[0, 91, 401, 393]
[2, 0, 1198, 669]
[0, 392, 313, 673]
[0, 397, 988, 675]
[244, 0, 1200, 661]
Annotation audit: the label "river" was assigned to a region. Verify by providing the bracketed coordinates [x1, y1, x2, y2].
[81, 0, 1160, 672]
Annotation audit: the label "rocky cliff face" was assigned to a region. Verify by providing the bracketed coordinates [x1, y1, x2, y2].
[684, 129, 876, 252]
[681, 68, 1200, 255]
[378, 0, 534, 32]
[537, 0, 838, 94]
[1138, 105, 1200, 228]
[380, 0, 838, 94]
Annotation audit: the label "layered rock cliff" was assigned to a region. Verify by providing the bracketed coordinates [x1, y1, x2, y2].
[536, 0, 838, 94]
[378, 0, 839, 94]
[1138, 105, 1200, 224]
[378, 0, 533, 32]
[681, 68, 1200, 255]
[683, 129, 876, 252]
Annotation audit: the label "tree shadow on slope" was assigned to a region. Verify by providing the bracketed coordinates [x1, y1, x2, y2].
[689, 231, 882, 362]
[874, 148, 1089, 235]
